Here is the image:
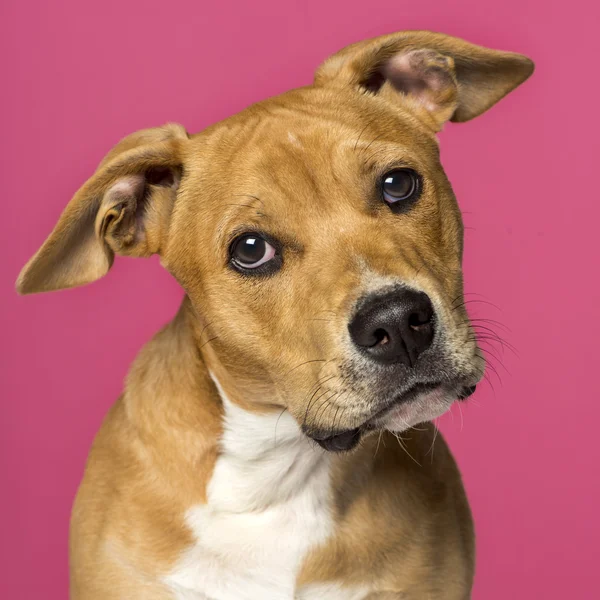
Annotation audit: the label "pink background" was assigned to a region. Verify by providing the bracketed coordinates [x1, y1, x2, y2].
[1, 1, 598, 598]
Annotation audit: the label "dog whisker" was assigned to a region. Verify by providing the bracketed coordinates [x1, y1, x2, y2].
[453, 303, 515, 389]
[198, 336, 219, 351]
[232, 194, 264, 208]
[331, 388, 354, 433]
[313, 308, 338, 317]
[426, 418, 440, 463]
[464, 332, 504, 356]
[332, 403, 351, 438]
[353, 120, 374, 153]
[302, 374, 337, 427]
[471, 339, 505, 364]
[392, 432, 421, 467]
[359, 132, 384, 161]
[312, 389, 340, 432]
[273, 407, 288, 447]
[467, 323, 516, 353]
[473, 352, 497, 395]
[363, 144, 390, 166]
[198, 320, 214, 342]
[302, 385, 326, 428]
[477, 351, 503, 385]
[374, 431, 384, 459]
[451, 297, 503, 313]
[473, 344, 509, 376]
[285, 358, 327, 375]
[223, 203, 259, 210]
[469, 317, 511, 333]
[331, 404, 342, 436]
[457, 400, 464, 432]
[469, 328, 513, 351]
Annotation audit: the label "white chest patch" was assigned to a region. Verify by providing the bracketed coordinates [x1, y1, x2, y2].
[297, 583, 371, 599]
[163, 377, 340, 600]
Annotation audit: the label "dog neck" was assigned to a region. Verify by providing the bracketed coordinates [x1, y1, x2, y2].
[123, 297, 332, 510]
[131, 300, 337, 597]
[208, 372, 331, 512]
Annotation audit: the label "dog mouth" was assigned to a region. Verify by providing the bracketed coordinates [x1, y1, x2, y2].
[305, 382, 477, 453]
[306, 427, 363, 453]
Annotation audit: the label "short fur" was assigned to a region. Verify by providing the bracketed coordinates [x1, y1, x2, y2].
[17, 31, 533, 599]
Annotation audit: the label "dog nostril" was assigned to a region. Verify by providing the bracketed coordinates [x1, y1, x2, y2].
[373, 328, 390, 346]
[408, 310, 432, 331]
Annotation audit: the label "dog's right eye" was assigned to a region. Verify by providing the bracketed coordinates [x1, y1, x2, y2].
[229, 234, 281, 275]
[381, 169, 422, 211]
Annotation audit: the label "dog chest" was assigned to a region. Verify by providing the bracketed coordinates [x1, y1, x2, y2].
[162, 393, 337, 600]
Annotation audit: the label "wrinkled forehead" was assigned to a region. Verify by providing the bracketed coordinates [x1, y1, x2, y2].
[188, 90, 439, 216]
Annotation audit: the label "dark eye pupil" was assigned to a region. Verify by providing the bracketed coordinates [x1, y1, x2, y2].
[383, 170, 416, 199]
[235, 236, 266, 264]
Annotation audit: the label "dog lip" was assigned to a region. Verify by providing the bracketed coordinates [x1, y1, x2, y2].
[304, 427, 362, 453]
[304, 381, 474, 450]
[362, 381, 443, 428]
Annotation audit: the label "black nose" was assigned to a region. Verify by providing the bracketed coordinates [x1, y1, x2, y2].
[348, 288, 435, 367]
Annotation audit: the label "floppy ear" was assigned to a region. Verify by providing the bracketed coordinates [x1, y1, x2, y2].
[315, 31, 534, 131]
[16, 123, 189, 294]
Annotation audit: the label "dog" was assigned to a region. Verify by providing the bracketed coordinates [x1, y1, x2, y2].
[17, 30, 533, 600]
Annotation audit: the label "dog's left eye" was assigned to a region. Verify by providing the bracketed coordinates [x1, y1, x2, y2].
[230, 234, 278, 272]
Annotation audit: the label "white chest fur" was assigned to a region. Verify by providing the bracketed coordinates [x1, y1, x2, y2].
[163, 380, 340, 600]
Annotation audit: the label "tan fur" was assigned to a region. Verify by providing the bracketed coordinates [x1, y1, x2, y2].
[297, 429, 475, 596]
[17, 31, 533, 599]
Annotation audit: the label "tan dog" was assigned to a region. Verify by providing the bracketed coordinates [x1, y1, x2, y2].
[17, 31, 533, 600]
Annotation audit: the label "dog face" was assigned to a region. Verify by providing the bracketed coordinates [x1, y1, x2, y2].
[17, 32, 533, 451]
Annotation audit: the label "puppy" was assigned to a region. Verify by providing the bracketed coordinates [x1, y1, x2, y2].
[17, 30, 533, 600]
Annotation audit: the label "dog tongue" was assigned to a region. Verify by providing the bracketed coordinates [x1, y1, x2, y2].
[313, 428, 361, 452]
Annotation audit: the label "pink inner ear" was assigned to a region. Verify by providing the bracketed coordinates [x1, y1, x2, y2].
[384, 53, 431, 95]
[106, 176, 145, 198]
[381, 49, 456, 113]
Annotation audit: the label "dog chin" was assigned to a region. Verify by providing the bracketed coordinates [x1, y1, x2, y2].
[371, 387, 456, 433]
[306, 386, 470, 453]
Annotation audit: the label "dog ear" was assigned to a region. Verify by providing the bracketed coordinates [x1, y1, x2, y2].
[16, 123, 189, 294]
[315, 31, 534, 131]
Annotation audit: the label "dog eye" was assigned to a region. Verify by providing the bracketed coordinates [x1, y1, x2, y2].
[230, 234, 278, 272]
[382, 169, 421, 208]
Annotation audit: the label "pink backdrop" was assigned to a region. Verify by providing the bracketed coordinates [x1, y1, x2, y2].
[1, 1, 598, 598]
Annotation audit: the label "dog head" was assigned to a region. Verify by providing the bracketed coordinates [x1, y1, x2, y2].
[17, 31, 533, 451]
